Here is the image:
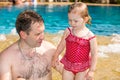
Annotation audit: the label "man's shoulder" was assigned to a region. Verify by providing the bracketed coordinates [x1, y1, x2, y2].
[0, 42, 18, 57]
[41, 40, 56, 49]
[36, 40, 56, 57]
[0, 42, 18, 66]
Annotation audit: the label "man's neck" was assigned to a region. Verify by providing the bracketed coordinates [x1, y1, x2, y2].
[18, 39, 36, 59]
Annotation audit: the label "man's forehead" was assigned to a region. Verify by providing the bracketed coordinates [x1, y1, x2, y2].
[31, 22, 44, 28]
[30, 22, 44, 32]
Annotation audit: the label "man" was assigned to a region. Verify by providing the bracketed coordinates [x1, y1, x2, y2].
[0, 10, 62, 80]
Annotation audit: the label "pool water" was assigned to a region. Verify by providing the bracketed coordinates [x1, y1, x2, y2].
[0, 5, 120, 35]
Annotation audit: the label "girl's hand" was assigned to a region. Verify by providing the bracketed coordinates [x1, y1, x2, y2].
[52, 56, 59, 68]
[85, 70, 95, 80]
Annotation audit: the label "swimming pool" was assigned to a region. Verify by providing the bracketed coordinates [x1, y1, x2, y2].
[0, 5, 120, 36]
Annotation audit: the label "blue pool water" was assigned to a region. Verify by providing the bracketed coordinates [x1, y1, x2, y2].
[0, 5, 120, 36]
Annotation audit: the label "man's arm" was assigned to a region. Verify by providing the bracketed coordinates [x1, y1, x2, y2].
[0, 51, 12, 80]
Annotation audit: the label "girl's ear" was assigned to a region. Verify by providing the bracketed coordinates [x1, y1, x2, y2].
[84, 16, 89, 23]
[20, 31, 27, 39]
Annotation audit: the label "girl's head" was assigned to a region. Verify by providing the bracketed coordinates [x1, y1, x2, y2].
[68, 2, 91, 24]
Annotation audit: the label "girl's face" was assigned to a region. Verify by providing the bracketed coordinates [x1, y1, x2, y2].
[68, 12, 85, 29]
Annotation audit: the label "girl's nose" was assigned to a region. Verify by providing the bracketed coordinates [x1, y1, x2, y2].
[71, 21, 75, 26]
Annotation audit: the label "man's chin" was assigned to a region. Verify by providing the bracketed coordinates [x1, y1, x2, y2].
[36, 43, 42, 47]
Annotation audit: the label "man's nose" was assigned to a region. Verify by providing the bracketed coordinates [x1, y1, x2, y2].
[39, 33, 44, 40]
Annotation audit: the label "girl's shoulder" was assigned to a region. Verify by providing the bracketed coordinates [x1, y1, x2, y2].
[88, 30, 95, 37]
[63, 27, 71, 37]
[65, 27, 72, 32]
[87, 30, 96, 40]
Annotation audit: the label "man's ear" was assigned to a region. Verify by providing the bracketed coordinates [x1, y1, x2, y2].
[20, 31, 27, 39]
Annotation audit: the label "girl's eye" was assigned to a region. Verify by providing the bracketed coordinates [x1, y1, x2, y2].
[74, 20, 78, 23]
[69, 19, 72, 22]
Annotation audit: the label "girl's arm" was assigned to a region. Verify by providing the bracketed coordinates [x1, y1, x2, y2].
[52, 28, 69, 67]
[86, 35, 98, 79]
[89, 37, 98, 72]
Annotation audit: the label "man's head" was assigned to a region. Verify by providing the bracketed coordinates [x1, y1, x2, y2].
[16, 10, 45, 47]
[16, 10, 44, 35]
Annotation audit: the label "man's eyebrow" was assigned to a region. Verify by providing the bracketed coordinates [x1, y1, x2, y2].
[35, 31, 44, 35]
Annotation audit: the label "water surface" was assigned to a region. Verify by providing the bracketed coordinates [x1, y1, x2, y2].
[0, 5, 120, 35]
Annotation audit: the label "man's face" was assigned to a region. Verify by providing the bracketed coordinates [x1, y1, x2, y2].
[24, 22, 45, 48]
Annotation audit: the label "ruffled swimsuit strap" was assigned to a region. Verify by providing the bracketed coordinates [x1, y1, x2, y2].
[88, 36, 96, 40]
[67, 27, 72, 34]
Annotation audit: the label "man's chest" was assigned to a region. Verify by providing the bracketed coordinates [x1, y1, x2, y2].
[12, 55, 51, 80]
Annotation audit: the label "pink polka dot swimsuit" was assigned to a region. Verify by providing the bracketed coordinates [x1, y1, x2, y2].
[60, 27, 95, 74]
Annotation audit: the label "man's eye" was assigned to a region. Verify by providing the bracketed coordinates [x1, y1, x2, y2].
[35, 33, 41, 36]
